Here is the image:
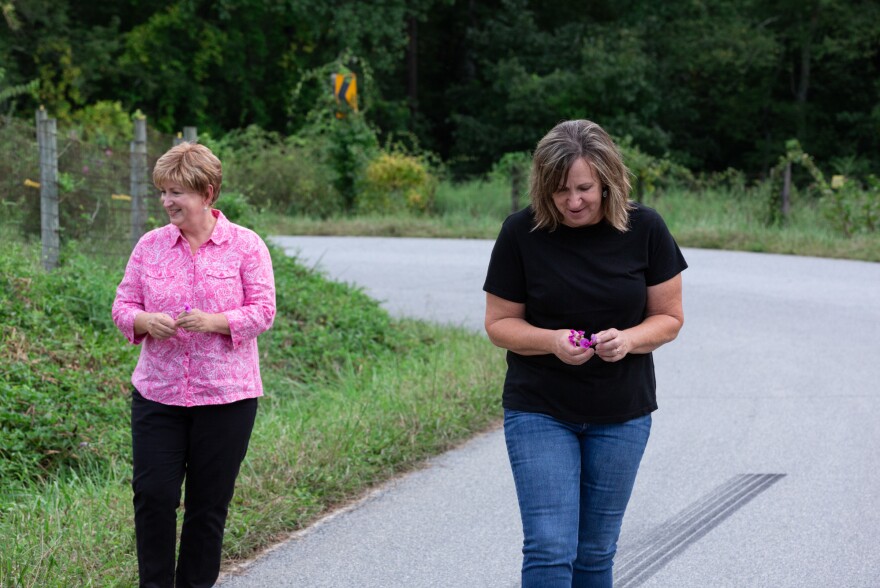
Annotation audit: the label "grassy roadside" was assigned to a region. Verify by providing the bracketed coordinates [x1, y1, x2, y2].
[0, 237, 505, 586]
[0, 327, 502, 587]
[259, 179, 880, 262]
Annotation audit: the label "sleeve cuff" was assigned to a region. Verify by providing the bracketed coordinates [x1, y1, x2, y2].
[126, 310, 145, 345]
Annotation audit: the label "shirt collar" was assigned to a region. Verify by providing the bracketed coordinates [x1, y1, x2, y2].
[163, 208, 231, 250]
[208, 209, 232, 245]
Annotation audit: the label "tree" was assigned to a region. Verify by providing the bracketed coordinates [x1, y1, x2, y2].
[0, 0, 877, 177]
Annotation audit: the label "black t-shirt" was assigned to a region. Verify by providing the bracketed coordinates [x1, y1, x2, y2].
[483, 203, 688, 424]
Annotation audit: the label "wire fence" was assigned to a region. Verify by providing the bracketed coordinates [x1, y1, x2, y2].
[0, 117, 38, 246]
[1, 110, 193, 269]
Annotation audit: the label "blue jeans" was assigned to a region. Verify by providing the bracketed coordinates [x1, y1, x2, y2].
[504, 409, 652, 588]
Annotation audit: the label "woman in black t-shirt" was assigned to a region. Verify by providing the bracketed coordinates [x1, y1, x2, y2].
[484, 120, 687, 587]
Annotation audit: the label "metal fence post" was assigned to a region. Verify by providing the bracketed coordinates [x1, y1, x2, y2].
[183, 126, 197, 143]
[37, 107, 60, 270]
[130, 116, 148, 249]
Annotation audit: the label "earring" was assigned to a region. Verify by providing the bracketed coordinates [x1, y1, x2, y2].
[602, 189, 608, 198]
[204, 206, 209, 211]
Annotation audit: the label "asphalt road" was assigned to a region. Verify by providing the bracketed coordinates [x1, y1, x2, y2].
[218, 236, 880, 588]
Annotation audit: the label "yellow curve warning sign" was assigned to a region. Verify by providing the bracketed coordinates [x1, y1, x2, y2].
[334, 73, 358, 118]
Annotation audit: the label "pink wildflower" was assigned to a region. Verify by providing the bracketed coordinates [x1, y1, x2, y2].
[568, 329, 597, 349]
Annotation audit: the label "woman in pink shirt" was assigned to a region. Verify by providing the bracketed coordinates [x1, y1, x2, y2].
[112, 143, 276, 588]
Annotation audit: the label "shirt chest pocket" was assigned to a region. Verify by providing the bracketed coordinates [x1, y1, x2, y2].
[143, 267, 186, 312]
[203, 265, 243, 305]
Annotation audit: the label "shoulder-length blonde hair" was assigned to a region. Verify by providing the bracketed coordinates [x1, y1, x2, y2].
[529, 119, 633, 232]
[152, 142, 223, 206]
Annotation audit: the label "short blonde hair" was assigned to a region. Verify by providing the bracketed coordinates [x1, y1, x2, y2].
[152, 143, 223, 205]
[530, 120, 633, 232]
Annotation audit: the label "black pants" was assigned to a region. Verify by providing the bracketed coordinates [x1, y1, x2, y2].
[131, 389, 258, 588]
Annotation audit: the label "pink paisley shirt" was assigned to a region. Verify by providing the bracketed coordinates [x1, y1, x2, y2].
[112, 210, 276, 407]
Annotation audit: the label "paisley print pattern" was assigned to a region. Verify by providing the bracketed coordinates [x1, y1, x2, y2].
[112, 210, 276, 407]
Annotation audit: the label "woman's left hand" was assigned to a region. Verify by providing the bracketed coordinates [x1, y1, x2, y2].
[175, 308, 217, 333]
[595, 328, 630, 362]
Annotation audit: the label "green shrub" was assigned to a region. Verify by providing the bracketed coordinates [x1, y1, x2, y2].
[355, 151, 436, 215]
[324, 115, 381, 211]
[616, 136, 694, 201]
[766, 140, 879, 235]
[0, 241, 134, 482]
[220, 125, 345, 218]
[822, 174, 879, 236]
[217, 191, 258, 230]
[68, 101, 133, 150]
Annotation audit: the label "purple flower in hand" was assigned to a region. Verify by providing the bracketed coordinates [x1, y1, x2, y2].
[569, 329, 597, 349]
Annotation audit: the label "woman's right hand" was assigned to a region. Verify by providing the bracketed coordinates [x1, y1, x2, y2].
[552, 329, 594, 365]
[145, 312, 178, 340]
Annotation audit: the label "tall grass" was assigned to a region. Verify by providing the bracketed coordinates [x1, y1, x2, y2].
[652, 186, 880, 260]
[262, 178, 879, 262]
[0, 326, 501, 586]
[0, 464, 134, 587]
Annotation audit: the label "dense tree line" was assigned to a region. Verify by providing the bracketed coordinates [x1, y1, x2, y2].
[2, 0, 878, 176]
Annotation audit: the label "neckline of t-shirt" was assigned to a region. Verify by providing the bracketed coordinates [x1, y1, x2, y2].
[556, 218, 611, 234]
